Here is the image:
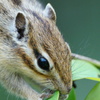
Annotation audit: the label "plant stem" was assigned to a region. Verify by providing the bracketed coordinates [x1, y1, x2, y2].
[72, 53, 100, 68]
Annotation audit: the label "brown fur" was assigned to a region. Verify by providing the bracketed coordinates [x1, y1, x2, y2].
[0, 0, 72, 100]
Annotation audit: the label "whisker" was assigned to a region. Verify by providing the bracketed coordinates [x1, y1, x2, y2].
[71, 37, 90, 74]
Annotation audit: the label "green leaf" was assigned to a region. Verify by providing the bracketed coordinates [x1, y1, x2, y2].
[67, 88, 76, 100]
[72, 59, 100, 81]
[47, 91, 59, 100]
[85, 82, 100, 100]
[47, 88, 76, 100]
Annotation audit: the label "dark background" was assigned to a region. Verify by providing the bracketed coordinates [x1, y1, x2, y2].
[0, 0, 100, 100]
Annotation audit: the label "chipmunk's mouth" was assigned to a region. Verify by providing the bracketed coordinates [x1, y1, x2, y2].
[22, 75, 69, 99]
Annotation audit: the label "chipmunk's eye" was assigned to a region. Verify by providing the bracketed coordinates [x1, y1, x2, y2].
[37, 57, 50, 71]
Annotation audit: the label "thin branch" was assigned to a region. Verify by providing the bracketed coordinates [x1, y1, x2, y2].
[72, 53, 100, 68]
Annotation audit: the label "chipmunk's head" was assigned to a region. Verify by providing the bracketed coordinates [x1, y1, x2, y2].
[2, 0, 72, 96]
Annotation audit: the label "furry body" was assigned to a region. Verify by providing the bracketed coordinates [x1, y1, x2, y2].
[0, 0, 72, 100]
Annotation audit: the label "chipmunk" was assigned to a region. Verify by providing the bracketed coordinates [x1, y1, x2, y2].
[0, 0, 72, 100]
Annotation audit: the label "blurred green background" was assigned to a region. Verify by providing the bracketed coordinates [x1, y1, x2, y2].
[0, 0, 100, 100]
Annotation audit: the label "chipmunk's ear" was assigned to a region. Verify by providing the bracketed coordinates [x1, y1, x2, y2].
[15, 12, 28, 39]
[43, 3, 56, 22]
